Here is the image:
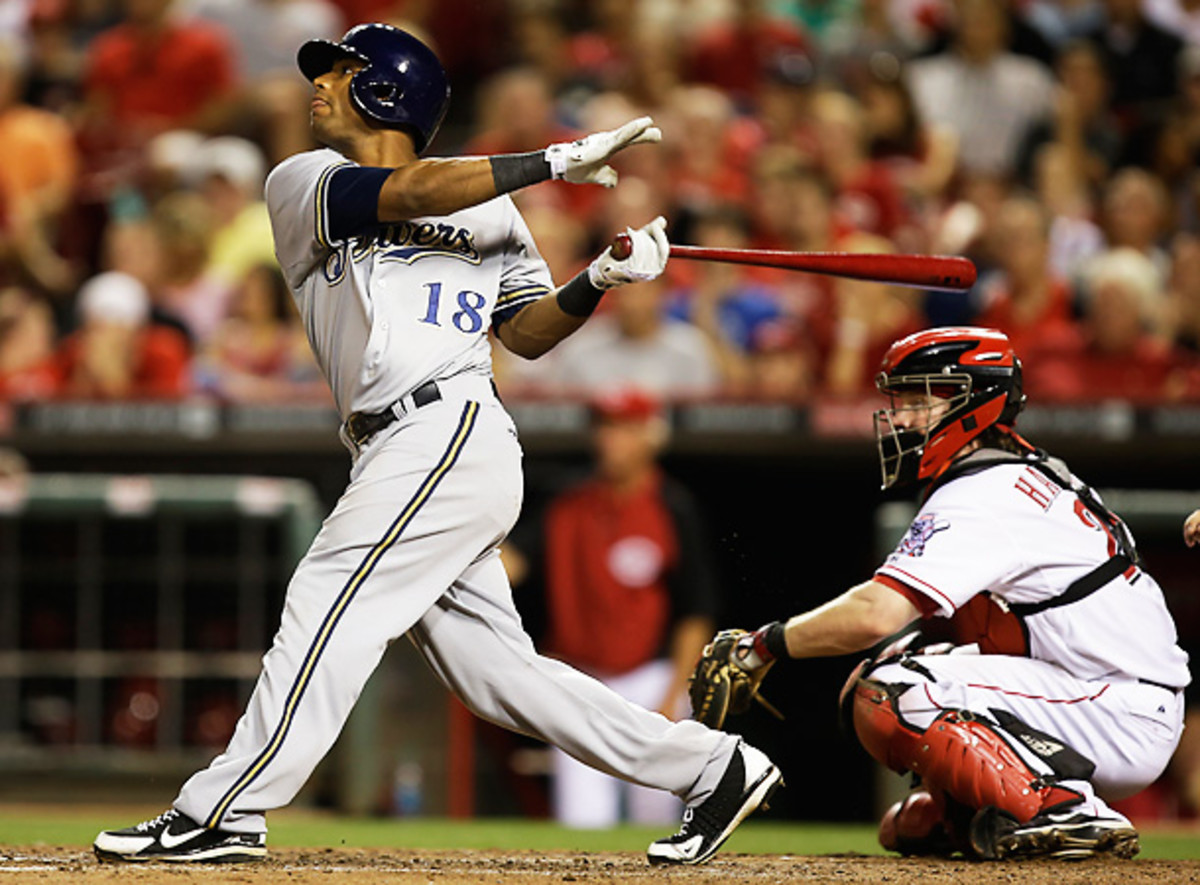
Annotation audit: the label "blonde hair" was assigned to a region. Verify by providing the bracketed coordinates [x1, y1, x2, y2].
[1084, 247, 1164, 331]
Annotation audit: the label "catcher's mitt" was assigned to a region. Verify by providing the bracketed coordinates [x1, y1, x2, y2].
[688, 629, 781, 729]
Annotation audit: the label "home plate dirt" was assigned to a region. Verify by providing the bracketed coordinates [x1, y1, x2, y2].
[1, 848, 1197, 884]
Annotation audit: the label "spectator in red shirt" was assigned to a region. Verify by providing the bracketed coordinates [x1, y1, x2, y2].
[502, 387, 719, 828]
[822, 232, 926, 397]
[812, 89, 911, 241]
[76, 0, 239, 217]
[82, 0, 239, 137]
[0, 285, 60, 401]
[973, 195, 1081, 357]
[857, 65, 960, 216]
[56, 270, 189, 399]
[684, 0, 810, 108]
[1024, 247, 1185, 401]
[663, 84, 752, 215]
[746, 152, 859, 362]
[732, 49, 821, 170]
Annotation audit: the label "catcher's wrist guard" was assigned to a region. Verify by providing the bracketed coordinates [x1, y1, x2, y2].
[752, 621, 789, 663]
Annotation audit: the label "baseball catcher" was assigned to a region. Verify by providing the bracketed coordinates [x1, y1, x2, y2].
[690, 327, 1189, 861]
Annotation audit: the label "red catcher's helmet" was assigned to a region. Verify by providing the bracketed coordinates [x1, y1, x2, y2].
[874, 327, 1025, 489]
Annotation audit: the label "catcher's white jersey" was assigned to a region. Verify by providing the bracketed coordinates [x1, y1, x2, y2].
[265, 148, 553, 419]
[877, 460, 1190, 690]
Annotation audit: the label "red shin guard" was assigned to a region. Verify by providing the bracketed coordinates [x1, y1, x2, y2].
[852, 679, 1081, 823]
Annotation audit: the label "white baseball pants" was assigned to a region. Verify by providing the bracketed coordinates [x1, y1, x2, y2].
[551, 659, 684, 828]
[872, 652, 1185, 815]
[173, 385, 735, 833]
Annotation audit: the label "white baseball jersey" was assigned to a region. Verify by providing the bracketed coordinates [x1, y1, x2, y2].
[877, 457, 1190, 690]
[265, 148, 553, 420]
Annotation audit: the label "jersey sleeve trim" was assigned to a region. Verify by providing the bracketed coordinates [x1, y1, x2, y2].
[875, 565, 957, 613]
[492, 284, 552, 329]
[875, 573, 941, 618]
[314, 160, 354, 249]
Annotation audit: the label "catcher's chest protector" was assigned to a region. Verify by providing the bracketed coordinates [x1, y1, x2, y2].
[851, 680, 1079, 822]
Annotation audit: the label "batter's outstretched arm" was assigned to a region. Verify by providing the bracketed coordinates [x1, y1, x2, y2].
[497, 216, 671, 359]
[376, 117, 662, 221]
[377, 156, 508, 219]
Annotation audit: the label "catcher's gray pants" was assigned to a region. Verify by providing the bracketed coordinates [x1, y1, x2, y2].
[174, 388, 735, 833]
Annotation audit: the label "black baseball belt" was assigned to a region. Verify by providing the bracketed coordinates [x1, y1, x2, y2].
[344, 379, 442, 448]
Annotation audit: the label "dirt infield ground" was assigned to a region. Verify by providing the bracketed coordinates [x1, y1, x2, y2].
[2, 847, 1199, 884]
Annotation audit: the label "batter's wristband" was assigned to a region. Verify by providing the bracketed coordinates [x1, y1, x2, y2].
[754, 621, 789, 662]
[489, 151, 552, 195]
[555, 270, 606, 318]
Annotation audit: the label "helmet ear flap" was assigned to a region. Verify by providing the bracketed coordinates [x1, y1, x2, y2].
[364, 77, 401, 107]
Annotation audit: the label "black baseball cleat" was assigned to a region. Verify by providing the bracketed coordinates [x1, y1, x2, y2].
[93, 808, 267, 863]
[969, 805, 1140, 861]
[647, 741, 783, 865]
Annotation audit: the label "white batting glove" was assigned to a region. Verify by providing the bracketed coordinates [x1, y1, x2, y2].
[545, 116, 662, 188]
[587, 216, 670, 289]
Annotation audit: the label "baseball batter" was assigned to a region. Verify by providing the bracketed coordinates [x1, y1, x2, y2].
[698, 327, 1189, 860]
[93, 24, 781, 865]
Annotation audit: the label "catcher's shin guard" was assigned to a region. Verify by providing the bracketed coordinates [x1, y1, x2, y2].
[851, 679, 1080, 823]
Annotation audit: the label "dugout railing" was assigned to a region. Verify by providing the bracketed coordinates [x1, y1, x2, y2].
[0, 474, 322, 796]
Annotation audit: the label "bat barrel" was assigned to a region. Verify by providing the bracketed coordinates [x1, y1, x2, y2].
[668, 246, 976, 292]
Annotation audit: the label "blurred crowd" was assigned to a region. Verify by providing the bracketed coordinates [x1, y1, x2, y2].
[1, 0, 1200, 407]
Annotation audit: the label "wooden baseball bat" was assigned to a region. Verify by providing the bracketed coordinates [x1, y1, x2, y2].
[611, 233, 976, 292]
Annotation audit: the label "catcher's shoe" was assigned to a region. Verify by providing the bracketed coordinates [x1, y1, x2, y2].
[969, 805, 1140, 861]
[93, 808, 266, 863]
[646, 741, 783, 865]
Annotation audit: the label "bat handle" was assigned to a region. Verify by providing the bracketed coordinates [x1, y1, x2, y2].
[611, 232, 633, 260]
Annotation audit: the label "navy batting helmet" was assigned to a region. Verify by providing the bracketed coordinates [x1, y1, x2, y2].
[298, 23, 450, 153]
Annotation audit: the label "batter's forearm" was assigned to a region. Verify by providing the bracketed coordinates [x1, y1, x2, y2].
[377, 152, 554, 220]
[496, 291, 589, 359]
[497, 272, 608, 358]
[377, 157, 503, 219]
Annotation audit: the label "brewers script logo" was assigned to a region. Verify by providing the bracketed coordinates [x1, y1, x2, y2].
[897, 514, 950, 557]
[325, 221, 480, 283]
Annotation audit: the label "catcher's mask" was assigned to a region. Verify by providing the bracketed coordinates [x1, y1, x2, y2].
[874, 327, 1024, 489]
[298, 23, 450, 153]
